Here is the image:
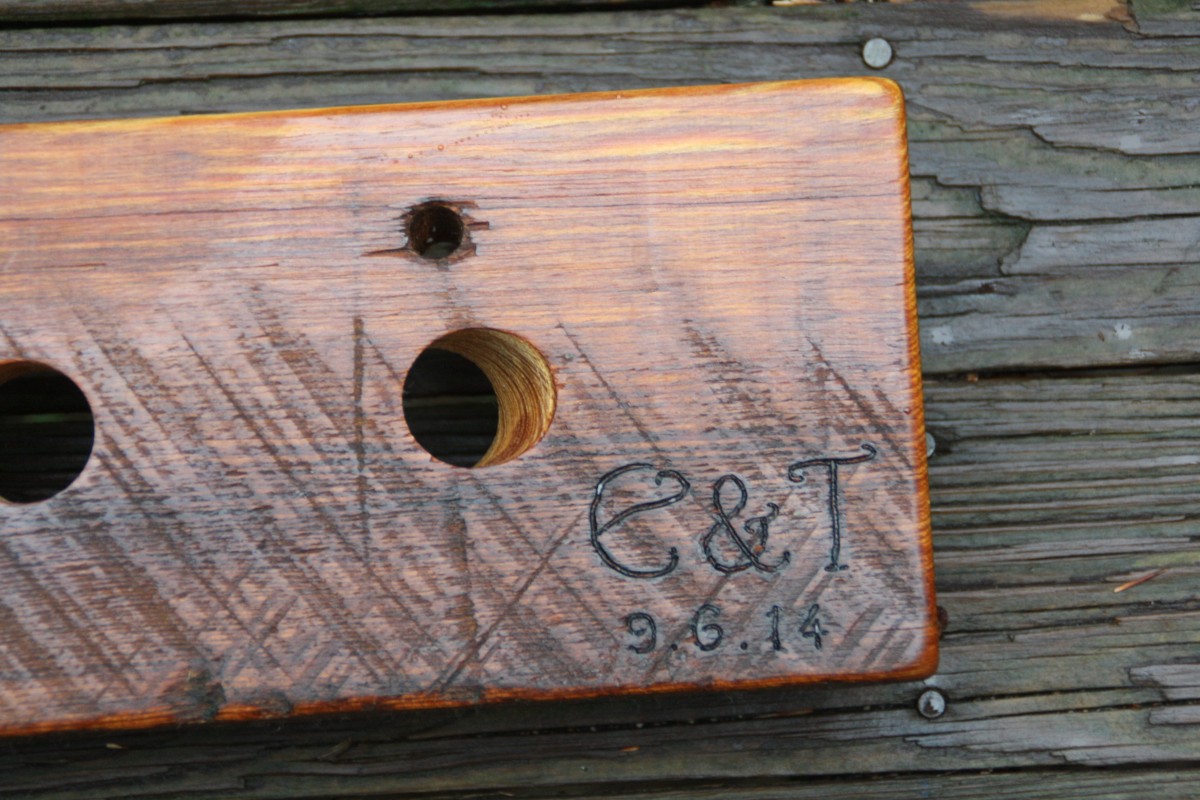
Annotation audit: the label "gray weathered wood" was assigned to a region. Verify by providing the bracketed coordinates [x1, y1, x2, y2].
[1132, 0, 1200, 36]
[0, 0, 671, 23]
[1, 3, 1198, 373]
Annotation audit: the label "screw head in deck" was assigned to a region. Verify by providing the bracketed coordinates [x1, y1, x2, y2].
[917, 688, 947, 719]
[862, 37, 894, 69]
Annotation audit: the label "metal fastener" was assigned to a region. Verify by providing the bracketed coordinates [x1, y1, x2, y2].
[917, 688, 947, 719]
[862, 37, 894, 70]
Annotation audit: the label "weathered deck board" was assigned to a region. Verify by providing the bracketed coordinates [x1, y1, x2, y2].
[1132, 0, 1200, 36]
[2, 4, 1199, 374]
[0, 0, 675, 24]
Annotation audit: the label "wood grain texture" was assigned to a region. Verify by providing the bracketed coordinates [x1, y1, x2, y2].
[0, 370, 1196, 798]
[2, 3, 1198, 799]
[0, 0, 679, 24]
[1131, 0, 1200, 35]
[3, 1, 1196, 374]
[0, 78, 935, 735]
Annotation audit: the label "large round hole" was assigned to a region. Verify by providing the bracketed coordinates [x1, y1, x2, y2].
[0, 361, 95, 503]
[407, 202, 466, 260]
[402, 329, 555, 468]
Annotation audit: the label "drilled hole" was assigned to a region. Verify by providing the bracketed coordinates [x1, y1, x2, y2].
[403, 329, 555, 468]
[402, 349, 498, 468]
[0, 361, 95, 503]
[407, 202, 466, 260]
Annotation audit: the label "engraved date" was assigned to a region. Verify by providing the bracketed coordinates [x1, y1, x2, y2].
[623, 603, 826, 654]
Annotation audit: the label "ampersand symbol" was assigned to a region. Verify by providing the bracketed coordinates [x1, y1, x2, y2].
[701, 474, 790, 574]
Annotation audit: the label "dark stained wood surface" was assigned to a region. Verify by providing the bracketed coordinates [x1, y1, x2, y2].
[0, 79, 935, 735]
[0, 0, 1197, 797]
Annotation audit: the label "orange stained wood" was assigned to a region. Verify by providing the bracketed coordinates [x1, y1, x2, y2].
[0, 78, 936, 736]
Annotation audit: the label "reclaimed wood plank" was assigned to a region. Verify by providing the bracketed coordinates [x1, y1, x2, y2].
[0, 78, 936, 735]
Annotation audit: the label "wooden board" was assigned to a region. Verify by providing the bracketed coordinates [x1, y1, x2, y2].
[2, 3, 1199, 799]
[0, 0, 651, 23]
[5, 2, 1198, 377]
[0, 78, 934, 736]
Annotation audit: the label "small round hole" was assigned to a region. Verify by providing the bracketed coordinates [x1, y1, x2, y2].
[402, 329, 555, 468]
[0, 361, 95, 503]
[407, 202, 466, 260]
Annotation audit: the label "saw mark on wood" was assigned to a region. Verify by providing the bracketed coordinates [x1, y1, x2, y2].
[180, 331, 404, 684]
[467, 475, 622, 675]
[429, 505, 593, 693]
[63, 303, 320, 682]
[70, 308, 296, 677]
[238, 299, 459, 671]
[559, 325, 665, 452]
[353, 315, 368, 547]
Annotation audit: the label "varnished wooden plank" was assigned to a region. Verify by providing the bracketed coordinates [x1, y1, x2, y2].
[0, 78, 934, 736]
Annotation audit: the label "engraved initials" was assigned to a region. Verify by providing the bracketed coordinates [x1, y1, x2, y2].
[787, 443, 878, 572]
[592, 445, 879, 577]
[590, 463, 690, 579]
